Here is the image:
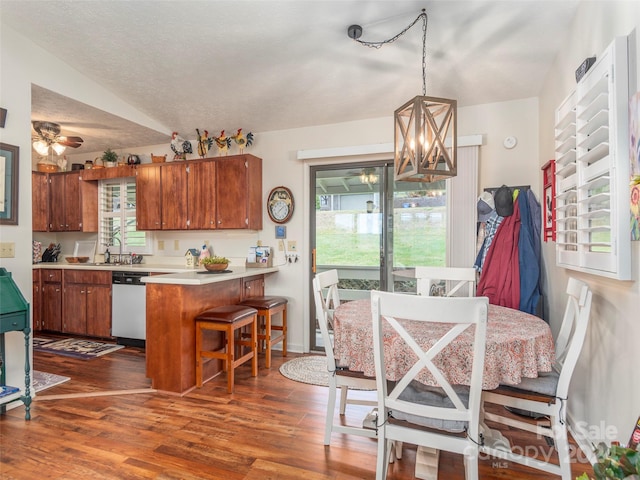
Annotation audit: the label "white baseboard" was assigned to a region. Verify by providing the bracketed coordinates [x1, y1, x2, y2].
[567, 411, 597, 464]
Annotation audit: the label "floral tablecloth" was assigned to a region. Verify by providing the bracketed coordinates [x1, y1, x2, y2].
[333, 298, 555, 390]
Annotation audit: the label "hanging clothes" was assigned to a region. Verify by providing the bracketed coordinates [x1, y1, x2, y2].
[477, 194, 521, 309]
[474, 212, 504, 274]
[518, 192, 541, 314]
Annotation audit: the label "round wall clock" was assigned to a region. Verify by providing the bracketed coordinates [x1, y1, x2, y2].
[267, 186, 294, 224]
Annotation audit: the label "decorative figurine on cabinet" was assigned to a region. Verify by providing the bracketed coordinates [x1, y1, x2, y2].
[214, 130, 231, 156]
[196, 128, 213, 158]
[171, 131, 192, 161]
[231, 128, 254, 154]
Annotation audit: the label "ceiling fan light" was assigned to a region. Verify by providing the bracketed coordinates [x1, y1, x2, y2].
[33, 140, 49, 156]
[52, 143, 66, 155]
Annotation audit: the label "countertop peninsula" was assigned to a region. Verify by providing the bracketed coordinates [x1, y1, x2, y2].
[144, 265, 278, 394]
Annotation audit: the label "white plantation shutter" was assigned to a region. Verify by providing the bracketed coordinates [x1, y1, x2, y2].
[554, 36, 630, 280]
[99, 178, 152, 255]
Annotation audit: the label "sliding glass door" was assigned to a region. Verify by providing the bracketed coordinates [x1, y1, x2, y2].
[309, 161, 447, 350]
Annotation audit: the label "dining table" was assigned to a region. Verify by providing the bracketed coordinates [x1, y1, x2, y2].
[333, 298, 556, 392]
[332, 297, 556, 479]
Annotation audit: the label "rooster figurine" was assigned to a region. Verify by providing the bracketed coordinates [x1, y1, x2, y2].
[196, 129, 213, 158]
[231, 128, 254, 154]
[214, 130, 231, 156]
[171, 131, 192, 161]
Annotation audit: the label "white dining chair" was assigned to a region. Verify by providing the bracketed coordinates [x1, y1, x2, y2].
[313, 270, 378, 445]
[414, 266, 477, 297]
[370, 290, 489, 480]
[481, 277, 593, 480]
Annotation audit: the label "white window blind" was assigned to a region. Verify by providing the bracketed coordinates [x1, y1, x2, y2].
[99, 178, 152, 256]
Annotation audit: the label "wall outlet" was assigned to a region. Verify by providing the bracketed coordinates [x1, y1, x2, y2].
[157, 240, 165, 250]
[0, 242, 15, 258]
[279, 240, 284, 251]
[288, 240, 297, 251]
[174, 240, 180, 251]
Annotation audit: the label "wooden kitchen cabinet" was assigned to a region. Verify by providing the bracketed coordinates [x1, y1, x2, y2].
[242, 275, 264, 300]
[32, 172, 49, 232]
[161, 163, 188, 229]
[41, 269, 62, 332]
[187, 160, 216, 229]
[47, 171, 98, 232]
[136, 162, 188, 230]
[62, 270, 112, 338]
[135, 164, 162, 230]
[215, 155, 262, 230]
[136, 155, 261, 231]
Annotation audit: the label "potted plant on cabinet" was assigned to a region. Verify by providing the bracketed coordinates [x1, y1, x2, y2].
[101, 148, 119, 167]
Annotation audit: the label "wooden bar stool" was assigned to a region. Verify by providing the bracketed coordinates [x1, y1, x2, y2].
[239, 296, 287, 368]
[195, 305, 258, 393]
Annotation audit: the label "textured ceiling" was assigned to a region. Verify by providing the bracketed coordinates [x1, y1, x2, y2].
[1, 0, 580, 155]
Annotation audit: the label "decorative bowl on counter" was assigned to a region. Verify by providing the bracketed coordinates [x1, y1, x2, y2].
[204, 262, 228, 272]
[65, 256, 90, 263]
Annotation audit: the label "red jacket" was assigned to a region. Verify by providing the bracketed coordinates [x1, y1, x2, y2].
[476, 200, 521, 308]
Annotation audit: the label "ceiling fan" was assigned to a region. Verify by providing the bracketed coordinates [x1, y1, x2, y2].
[32, 121, 84, 155]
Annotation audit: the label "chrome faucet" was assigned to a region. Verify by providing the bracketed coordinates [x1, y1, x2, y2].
[109, 235, 122, 264]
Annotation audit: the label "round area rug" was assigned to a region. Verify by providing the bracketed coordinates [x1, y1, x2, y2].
[279, 356, 374, 390]
[279, 356, 330, 387]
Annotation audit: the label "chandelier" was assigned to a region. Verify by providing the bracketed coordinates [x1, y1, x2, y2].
[349, 9, 457, 182]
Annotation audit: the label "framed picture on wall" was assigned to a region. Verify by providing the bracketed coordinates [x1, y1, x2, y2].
[0, 143, 19, 225]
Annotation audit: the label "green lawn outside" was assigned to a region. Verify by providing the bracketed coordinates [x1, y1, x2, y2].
[316, 206, 446, 267]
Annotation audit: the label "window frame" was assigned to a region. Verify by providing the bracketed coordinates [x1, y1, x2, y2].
[98, 177, 153, 256]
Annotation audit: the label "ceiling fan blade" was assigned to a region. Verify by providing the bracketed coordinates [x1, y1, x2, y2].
[58, 140, 83, 148]
[58, 136, 84, 147]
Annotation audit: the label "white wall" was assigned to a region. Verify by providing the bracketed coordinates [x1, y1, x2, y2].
[538, 1, 640, 451]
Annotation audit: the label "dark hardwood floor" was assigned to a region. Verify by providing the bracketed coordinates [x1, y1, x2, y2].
[1, 342, 593, 479]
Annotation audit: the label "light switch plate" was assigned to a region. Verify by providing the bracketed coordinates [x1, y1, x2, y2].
[0, 242, 15, 258]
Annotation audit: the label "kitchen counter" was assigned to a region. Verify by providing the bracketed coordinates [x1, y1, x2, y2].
[33, 263, 195, 274]
[141, 265, 279, 285]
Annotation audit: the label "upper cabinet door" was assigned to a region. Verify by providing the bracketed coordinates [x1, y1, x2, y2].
[64, 172, 82, 231]
[216, 155, 262, 230]
[136, 165, 162, 230]
[32, 172, 49, 232]
[48, 174, 67, 231]
[161, 163, 188, 230]
[188, 160, 216, 230]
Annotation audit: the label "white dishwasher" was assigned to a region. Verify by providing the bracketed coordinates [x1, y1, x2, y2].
[111, 271, 149, 347]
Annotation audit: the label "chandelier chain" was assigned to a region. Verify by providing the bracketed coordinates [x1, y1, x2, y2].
[352, 9, 428, 95]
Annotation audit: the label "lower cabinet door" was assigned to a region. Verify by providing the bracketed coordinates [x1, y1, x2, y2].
[86, 285, 112, 338]
[42, 283, 62, 332]
[62, 285, 87, 335]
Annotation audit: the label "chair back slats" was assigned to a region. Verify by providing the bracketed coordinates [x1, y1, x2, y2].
[371, 290, 488, 436]
[555, 277, 592, 398]
[312, 270, 341, 372]
[415, 266, 477, 297]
